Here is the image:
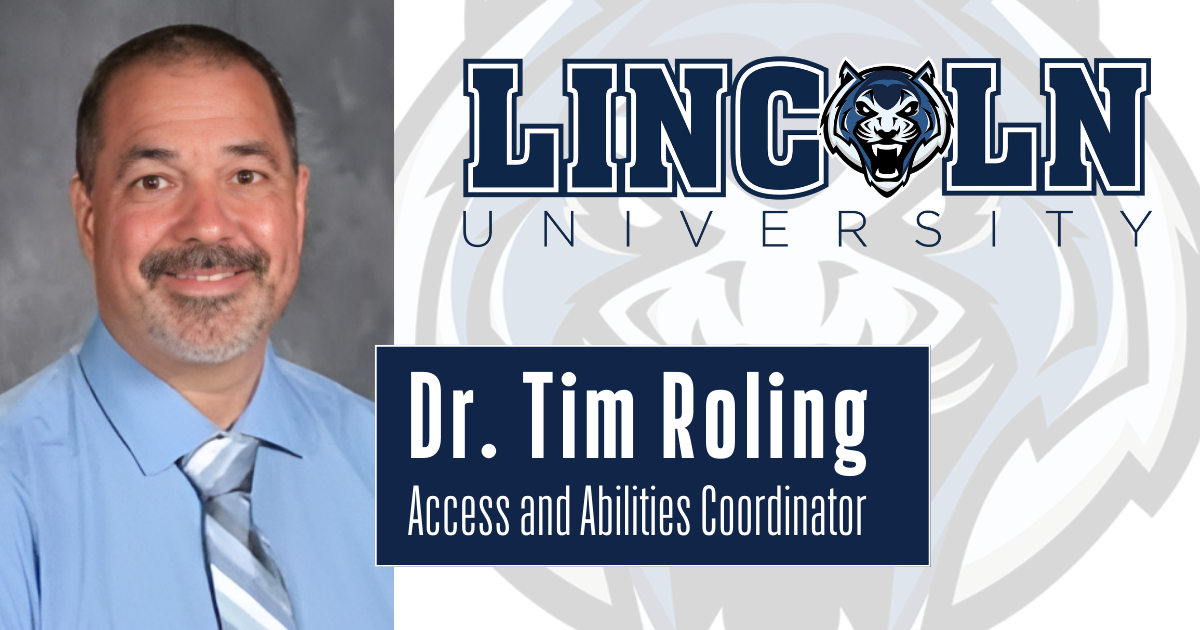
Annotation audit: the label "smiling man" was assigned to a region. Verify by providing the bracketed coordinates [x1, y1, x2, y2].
[0, 25, 391, 629]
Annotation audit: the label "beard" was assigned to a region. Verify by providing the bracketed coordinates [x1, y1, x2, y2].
[137, 244, 275, 364]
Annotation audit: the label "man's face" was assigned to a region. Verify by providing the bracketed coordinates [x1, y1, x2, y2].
[71, 59, 308, 366]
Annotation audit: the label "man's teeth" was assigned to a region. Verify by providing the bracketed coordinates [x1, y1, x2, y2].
[172, 272, 237, 281]
[872, 143, 903, 156]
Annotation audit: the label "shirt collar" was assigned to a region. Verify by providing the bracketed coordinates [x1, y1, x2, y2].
[78, 316, 312, 476]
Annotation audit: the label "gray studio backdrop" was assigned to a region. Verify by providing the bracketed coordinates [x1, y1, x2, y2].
[0, 1, 392, 398]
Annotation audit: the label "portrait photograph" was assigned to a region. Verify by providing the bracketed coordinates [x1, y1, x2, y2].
[0, 2, 393, 628]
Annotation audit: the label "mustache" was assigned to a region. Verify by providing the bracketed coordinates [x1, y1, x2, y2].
[139, 244, 270, 286]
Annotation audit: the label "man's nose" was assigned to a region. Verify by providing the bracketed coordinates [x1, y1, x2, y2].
[172, 179, 238, 244]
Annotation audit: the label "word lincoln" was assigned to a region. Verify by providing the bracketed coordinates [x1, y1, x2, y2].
[463, 56, 1149, 199]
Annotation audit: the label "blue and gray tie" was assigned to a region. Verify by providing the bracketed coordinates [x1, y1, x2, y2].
[180, 432, 297, 630]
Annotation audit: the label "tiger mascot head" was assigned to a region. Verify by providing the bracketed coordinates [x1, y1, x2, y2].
[822, 60, 953, 197]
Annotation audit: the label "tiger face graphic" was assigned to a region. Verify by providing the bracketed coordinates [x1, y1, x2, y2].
[822, 60, 953, 196]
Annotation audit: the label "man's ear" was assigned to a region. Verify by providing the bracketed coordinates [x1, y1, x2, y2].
[294, 163, 310, 256]
[69, 173, 96, 267]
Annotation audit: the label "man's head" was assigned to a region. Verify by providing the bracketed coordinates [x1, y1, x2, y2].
[70, 25, 308, 367]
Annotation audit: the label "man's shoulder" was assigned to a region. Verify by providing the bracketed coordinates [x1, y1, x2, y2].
[0, 350, 84, 478]
[0, 351, 83, 439]
[273, 357, 373, 420]
[272, 358, 374, 463]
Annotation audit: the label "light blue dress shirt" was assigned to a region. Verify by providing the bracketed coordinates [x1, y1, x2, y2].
[0, 318, 392, 629]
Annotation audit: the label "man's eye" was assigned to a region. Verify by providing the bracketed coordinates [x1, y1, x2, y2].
[136, 175, 164, 190]
[234, 170, 261, 185]
[856, 103, 874, 116]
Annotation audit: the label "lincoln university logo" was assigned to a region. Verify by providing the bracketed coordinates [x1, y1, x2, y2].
[463, 57, 1149, 198]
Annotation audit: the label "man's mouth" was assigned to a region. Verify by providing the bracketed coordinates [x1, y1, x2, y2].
[160, 266, 253, 297]
[140, 244, 269, 289]
[170, 271, 242, 282]
[870, 143, 909, 179]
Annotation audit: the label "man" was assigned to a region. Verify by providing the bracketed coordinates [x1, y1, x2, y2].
[0, 25, 391, 629]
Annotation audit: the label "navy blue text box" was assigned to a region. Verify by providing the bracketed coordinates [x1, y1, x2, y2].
[376, 346, 928, 565]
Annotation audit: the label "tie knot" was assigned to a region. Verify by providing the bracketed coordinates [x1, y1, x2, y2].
[179, 432, 259, 500]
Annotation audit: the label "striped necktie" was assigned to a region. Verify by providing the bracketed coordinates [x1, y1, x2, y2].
[180, 432, 297, 630]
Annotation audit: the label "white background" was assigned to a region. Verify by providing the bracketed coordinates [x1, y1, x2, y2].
[392, 1, 1200, 627]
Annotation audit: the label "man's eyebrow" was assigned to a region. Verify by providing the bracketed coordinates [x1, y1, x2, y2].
[115, 145, 179, 181]
[223, 142, 281, 172]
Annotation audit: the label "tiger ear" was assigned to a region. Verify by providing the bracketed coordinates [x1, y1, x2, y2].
[914, 59, 937, 87]
[839, 60, 862, 84]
